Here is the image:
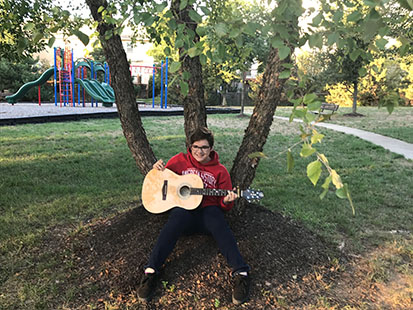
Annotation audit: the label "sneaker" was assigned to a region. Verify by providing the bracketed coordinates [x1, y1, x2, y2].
[232, 273, 251, 305]
[137, 272, 157, 302]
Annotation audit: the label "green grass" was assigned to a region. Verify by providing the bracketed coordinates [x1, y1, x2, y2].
[0, 112, 412, 308]
[273, 106, 413, 144]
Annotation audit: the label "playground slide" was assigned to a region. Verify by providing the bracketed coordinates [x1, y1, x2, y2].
[75, 78, 115, 103]
[6, 68, 55, 104]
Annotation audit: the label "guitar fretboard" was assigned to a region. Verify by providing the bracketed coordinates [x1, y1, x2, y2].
[190, 188, 232, 197]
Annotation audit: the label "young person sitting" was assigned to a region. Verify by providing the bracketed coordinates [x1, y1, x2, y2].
[137, 127, 251, 305]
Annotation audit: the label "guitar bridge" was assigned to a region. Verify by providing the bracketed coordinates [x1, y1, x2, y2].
[162, 180, 168, 200]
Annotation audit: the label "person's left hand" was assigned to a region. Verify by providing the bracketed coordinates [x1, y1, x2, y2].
[223, 188, 238, 204]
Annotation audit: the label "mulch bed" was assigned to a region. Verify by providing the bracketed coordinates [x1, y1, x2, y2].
[59, 203, 343, 309]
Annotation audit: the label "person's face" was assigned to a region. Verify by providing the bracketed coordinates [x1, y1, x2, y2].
[191, 139, 212, 164]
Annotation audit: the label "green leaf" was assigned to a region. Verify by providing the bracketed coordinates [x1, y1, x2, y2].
[347, 11, 362, 22]
[294, 108, 306, 119]
[333, 11, 343, 23]
[307, 101, 322, 111]
[73, 30, 89, 46]
[200, 6, 210, 15]
[33, 32, 43, 44]
[335, 186, 347, 199]
[308, 33, 323, 49]
[169, 61, 181, 73]
[24, 22, 35, 31]
[375, 38, 388, 49]
[364, 0, 377, 7]
[303, 93, 317, 104]
[97, 6, 105, 13]
[282, 63, 293, 69]
[188, 46, 200, 57]
[199, 54, 207, 65]
[322, 175, 332, 190]
[182, 71, 191, 80]
[398, 0, 413, 9]
[215, 23, 228, 37]
[278, 45, 290, 60]
[235, 36, 243, 48]
[270, 37, 283, 48]
[277, 24, 290, 39]
[358, 67, 367, 77]
[47, 36, 56, 48]
[349, 49, 361, 61]
[179, 0, 188, 10]
[307, 160, 322, 186]
[196, 26, 207, 37]
[279, 70, 291, 79]
[180, 80, 189, 96]
[386, 102, 395, 114]
[327, 32, 339, 45]
[300, 144, 316, 157]
[304, 112, 316, 124]
[144, 16, 155, 26]
[155, 2, 167, 12]
[312, 13, 323, 26]
[319, 175, 332, 199]
[229, 28, 242, 39]
[188, 9, 202, 23]
[287, 150, 294, 173]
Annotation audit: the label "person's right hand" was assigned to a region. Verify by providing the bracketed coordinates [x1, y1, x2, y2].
[153, 159, 165, 171]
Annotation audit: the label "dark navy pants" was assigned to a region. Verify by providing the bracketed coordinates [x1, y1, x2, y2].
[146, 205, 249, 274]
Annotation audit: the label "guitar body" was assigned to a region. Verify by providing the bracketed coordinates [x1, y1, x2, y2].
[142, 168, 204, 214]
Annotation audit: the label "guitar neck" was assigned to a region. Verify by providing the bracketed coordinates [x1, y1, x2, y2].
[190, 188, 235, 197]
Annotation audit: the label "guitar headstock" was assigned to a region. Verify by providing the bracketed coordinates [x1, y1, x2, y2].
[241, 188, 264, 203]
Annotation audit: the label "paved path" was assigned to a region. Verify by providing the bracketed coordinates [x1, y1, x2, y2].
[0, 102, 239, 125]
[0, 102, 179, 119]
[276, 116, 413, 160]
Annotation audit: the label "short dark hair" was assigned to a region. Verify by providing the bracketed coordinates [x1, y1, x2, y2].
[189, 127, 214, 148]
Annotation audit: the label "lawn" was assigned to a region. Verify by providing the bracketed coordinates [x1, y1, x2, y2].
[274, 105, 413, 144]
[0, 111, 412, 309]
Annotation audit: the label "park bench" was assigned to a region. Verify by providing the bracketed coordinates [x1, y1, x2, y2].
[317, 103, 339, 115]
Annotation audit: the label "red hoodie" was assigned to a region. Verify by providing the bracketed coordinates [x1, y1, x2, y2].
[165, 149, 234, 211]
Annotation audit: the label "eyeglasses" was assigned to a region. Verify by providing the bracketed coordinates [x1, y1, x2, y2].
[191, 145, 210, 151]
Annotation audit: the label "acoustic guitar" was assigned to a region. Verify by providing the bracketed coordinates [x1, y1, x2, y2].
[141, 168, 264, 214]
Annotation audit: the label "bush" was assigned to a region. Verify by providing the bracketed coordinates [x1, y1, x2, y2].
[0, 57, 54, 102]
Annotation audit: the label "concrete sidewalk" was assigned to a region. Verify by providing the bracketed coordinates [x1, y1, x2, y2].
[276, 116, 413, 160]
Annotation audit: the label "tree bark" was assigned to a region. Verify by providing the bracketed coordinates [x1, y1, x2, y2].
[352, 80, 358, 114]
[171, 0, 207, 146]
[230, 47, 291, 211]
[86, 0, 156, 175]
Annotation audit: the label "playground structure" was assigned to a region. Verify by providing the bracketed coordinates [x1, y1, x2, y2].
[6, 47, 114, 107]
[129, 57, 169, 108]
[6, 48, 169, 108]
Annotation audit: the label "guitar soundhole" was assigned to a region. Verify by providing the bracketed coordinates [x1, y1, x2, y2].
[179, 185, 191, 198]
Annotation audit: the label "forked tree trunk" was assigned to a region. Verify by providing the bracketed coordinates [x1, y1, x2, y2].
[171, 0, 207, 146]
[86, 0, 156, 175]
[230, 47, 291, 211]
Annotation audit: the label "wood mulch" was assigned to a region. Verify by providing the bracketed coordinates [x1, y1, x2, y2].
[55, 203, 350, 309]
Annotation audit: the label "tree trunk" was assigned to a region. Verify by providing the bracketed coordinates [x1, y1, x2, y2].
[240, 71, 246, 116]
[230, 47, 291, 212]
[171, 0, 207, 146]
[86, 0, 156, 175]
[352, 80, 358, 114]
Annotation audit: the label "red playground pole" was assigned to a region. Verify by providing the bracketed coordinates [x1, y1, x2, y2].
[38, 85, 41, 106]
